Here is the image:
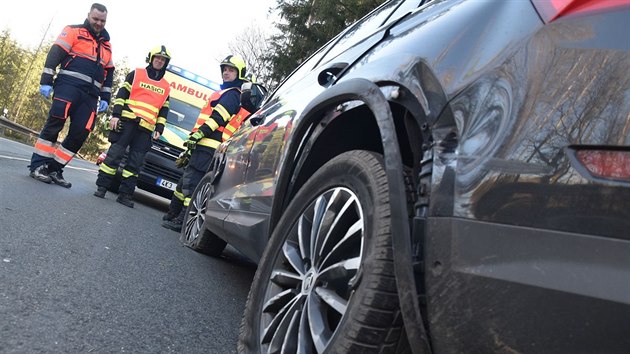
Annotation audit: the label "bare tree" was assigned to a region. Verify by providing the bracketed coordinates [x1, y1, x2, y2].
[228, 23, 277, 91]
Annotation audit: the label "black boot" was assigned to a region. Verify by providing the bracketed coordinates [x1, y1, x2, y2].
[30, 165, 52, 184]
[162, 198, 183, 221]
[162, 209, 185, 232]
[49, 170, 72, 188]
[94, 186, 107, 198]
[116, 193, 134, 208]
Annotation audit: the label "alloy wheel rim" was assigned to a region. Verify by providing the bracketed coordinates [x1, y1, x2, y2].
[183, 182, 211, 243]
[260, 187, 364, 353]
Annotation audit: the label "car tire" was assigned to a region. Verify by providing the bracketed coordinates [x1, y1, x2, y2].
[239, 150, 405, 353]
[179, 174, 227, 257]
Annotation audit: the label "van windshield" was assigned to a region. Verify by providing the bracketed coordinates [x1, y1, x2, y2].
[166, 97, 201, 131]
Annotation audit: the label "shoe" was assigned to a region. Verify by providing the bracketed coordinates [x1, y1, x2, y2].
[49, 170, 72, 188]
[162, 211, 179, 221]
[116, 193, 134, 208]
[161, 209, 185, 232]
[94, 187, 107, 198]
[30, 165, 52, 184]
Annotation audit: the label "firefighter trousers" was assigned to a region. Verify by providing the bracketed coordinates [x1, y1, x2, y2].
[95, 120, 152, 195]
[168, 146, 216, 211]
[30, 84, 98, 172]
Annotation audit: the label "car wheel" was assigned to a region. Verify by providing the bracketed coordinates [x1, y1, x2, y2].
[239, 150, 405, 354]
[180, 174, 227, 257]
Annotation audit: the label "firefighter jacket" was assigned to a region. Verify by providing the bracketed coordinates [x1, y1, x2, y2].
[191, 79, 243, 149]
[112, 66, 170, 134]
[40, 20, 114, 103]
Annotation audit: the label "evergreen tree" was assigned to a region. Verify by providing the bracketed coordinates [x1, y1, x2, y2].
[267, 0, 383, 85]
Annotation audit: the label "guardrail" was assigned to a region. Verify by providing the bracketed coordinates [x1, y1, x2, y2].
[0, 116, 39, 139]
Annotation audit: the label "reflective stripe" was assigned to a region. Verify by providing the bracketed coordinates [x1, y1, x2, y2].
[101, 87, 112, 93]
[121, 111, 137, 119]
[198, 138, 221, 149]
[53, 145, 75, 165]
[54, 38, 72, 52]
[99, 163, 117, 175]
[86, 111, 95, 132]
[183, 197, 191, 207]
[58, 69, 103, 89]
[174, 190, 185, 201]
[139, 120, 155, 131]
[214, 104, 230, 121]
[34, 138, 55, 157]
[126, 99, 160, 114]
[43, 68, 55, 75]
[121, 169, 138, 178]
[205, 119, 220, 131]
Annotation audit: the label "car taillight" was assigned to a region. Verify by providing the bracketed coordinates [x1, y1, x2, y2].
[531, 0, 630, 23]
[572, 148, 630, 182]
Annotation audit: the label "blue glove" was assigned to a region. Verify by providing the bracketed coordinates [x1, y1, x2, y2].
[39, 85, 53, 99]
[98, 101, 109, 113]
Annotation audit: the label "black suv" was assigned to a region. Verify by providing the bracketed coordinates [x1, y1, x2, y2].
[180, 0, 630, 352]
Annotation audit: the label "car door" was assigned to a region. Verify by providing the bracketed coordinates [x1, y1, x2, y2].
[427, 1, 630, 353]
[215, 0, 432, 261]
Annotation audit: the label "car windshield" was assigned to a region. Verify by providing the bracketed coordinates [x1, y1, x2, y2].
[166, 97, 200, 131]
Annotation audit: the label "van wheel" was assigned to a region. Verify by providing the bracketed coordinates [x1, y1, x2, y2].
[180, 174, 227, 257]
[239, 150, 404, 353]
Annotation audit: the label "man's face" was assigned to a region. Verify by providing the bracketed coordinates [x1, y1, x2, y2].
[87, 9, 107, 35]
[222, 66, 238, 82]
[152, 56, 167, 70]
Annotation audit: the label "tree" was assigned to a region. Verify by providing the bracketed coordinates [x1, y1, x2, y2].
[266, 0, 383, 84]
[228, 23, 277, 91]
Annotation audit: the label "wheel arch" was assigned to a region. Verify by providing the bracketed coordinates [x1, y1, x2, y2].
[270, 76, 438, 353]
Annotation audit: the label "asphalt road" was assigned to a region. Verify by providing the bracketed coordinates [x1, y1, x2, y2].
[0, 136, 256, 353]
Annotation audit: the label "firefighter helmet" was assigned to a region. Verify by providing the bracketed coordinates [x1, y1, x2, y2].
[146, 45, 172, 66]
[220, 55, 247, 81]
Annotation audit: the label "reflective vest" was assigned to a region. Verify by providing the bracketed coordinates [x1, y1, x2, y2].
[192, 87, 240, 149]
[125, 68, 170, 131]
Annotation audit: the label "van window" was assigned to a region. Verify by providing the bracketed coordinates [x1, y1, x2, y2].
[167, 97, 201, 132]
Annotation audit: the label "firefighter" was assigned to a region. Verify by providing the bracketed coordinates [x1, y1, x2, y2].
[29, 3, 114, 188]
[162, 55, 247, 231]
[93, 46, 172, 208]
[220, 72, 267, 142]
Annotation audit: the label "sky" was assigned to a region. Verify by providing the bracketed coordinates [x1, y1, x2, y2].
[0, 0, 278, 83]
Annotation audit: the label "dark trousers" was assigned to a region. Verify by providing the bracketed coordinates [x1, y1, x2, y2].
[96, 120, 152, 195]
[30, 84, 98, 172]
[168, 146, 215, 212]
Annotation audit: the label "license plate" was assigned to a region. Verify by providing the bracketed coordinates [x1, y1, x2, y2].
[156, 177, 176, 191]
